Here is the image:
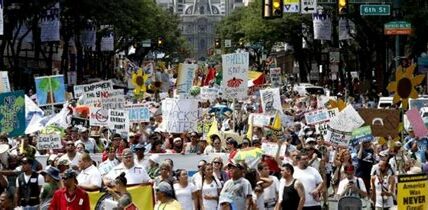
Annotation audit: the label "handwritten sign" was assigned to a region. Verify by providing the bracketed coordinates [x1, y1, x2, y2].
[250, 113, 272, 127]
[326, 129, 352, 147]
[108, 110, 129, 137]
[200, 87, 219, 101]
[176, 63, 196, 97]
[358, 108, 400, 138]
[73, 80, 113, 98]
[329, 105, 364, 132]
[128, 107, 150, 123]
[162, 98, 201, 133]
[0, 91, 25, 137]
[406, 108, 428, 138]
[222, 52, 249, 100]
[260, 88, 283, 114]
[37, 133, 61, 150]
[89, 107, 109, 127]
[269, 68, 282, 87]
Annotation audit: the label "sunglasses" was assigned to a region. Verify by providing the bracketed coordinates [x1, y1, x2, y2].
[197, 165, 204, 168]
[213, 161, 221, 164]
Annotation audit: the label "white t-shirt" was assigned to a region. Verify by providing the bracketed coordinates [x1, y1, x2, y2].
[77, 164, 102, 188]
[263, 175, 279, 210]
[16, 173, 45, 187]
[75, 138, 97, 153]
[105, 163, 151, 185]
[219, 177, 252, 210]
[191, 172, 203, 186]
[252, 191, 265, 210]
[197, 178, 222, 210]
[58, 152, 81, 167]
[293, 166, 323, 207]
[336, 177, 366, 198]
[174, 183, 197, 210]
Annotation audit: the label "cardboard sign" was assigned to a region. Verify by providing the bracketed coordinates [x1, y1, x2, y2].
[200, 87, 219, 101]
[176, 63, 197, 97]
[250, 113, 272, 127]
[261, 142, 279, 157]
[71, 117, 89, 128]
[304, 109, 330, 125]
[162, 98, 201, 133]
[358, 108, 400, 137]
[269, 68, 282, 87]
[37, 133, 62, 150]
[73, 80, 113, 98]
[329, 105, 364, 132]
[406, 108, 428, 138]
[0, 71, 11, 93]
[34, 75, 66, 106]
[351, 126, 373, 146]
[0, 91, 26, 137]
[108, 110, 129, 136]
[260, 88, 283, 114]
[89, 107, 109, 127]
[397, 174, 428, 210]
[326, 129, 352, 147]
[222, 52, 249, 100]
[128, 107, 150, 123]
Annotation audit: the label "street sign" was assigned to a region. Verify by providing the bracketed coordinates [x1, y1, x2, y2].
[142, 39, 151, 48]
[360, 4, 390, 16]
[284, 0, 300, 13]
[301, 0, 317, 14]
[224, 39, 231, 48]
[384, 21, 412, 35]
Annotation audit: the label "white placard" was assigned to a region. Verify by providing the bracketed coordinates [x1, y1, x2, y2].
[313, 13, 332, 41]
[162, 98, 201, 133]
[222, 52, 249, 100]
[301, 0, 317, 14]
[329, 105, 364, 132]
[200, 87, 219, 101]
[326, 129, 352, 147]
[250, 113, 272, 127]
[39, 3, 60, 42]
[108, 109, 129, 137]
[37, 133, 61, 150]
[269, 68, 282, 87]
[339, 17, 352, 40]
[0, 71, 10, 93]
[176, 63, 197, 97]
[304, 109, 330, 125]
[73, 80, 113, 98]
[260, 88, 283, 114]
[89, 107, 109, 127]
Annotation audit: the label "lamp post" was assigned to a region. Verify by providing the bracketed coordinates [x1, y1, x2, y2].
[393, 0, 401, 68]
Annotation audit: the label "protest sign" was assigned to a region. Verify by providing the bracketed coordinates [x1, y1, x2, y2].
[397, 174, 428, 210]
[176, 63, 196, 97]
[108, 109, 129, 137]
[222, 52, 249, 100]
[0, 91, 25, 137]
[269, 68, 282, 87]
[304, 109, 330, 125]
[40, 3, 60, 42]
[100, 89, 125, 110]
[358, 108, 400, 138]
[0, 71, 10, 93]
[162, 98, 200, 133]
[34, 75, 66, 106]
[250, 113, 272, 127]
[89, 107, 109, 127]
[409, 98, 428, 111]
[200, 87, 219, 101]
[406, 108, 428, 138]
[128, 107, 150, 123]
[88, 185, 153, 210]
[71, 116, 89, 128]
[326, 128, 352, 147]
[260, 88, 282, 114]
[73, 80, 113, 98]
[313, 13, 332, 41]
[37, 133, 62, 150]
[351, 126, 373, 146]
[329, 105, 364, 132]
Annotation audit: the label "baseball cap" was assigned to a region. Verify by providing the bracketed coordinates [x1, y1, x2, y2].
[155, 181, 174, 196]
[41, 166, 60, 181]
[227, 161, 245, 170]
[62, 169, 77, 179]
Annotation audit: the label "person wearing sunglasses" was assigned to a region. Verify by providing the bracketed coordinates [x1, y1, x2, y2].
[212, 157, 228, 186]
[49, 169, 90, 210]
[57, 141, 81, 170]
[204, 135, 226, 155]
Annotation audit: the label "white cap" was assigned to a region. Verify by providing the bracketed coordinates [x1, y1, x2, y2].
[149, 154, 160, 164]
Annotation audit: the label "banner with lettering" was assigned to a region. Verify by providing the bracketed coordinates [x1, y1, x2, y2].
[34, 75, 66, 106]
[81, 20, 96, 50]
[222, 52, 249, 100]
[89, 107, 109, 127]
[100, 25, 114, 52]
[176, 63, 197, 97]
[73, 80, 113, 98]
[260, 88, 283, 114]
[313, 13, 332, 41]
[40, 2, 60, 42]
[128, 107, 150, 123]
[108, 109, 129, 137]
[0, 71, 10, 93]
[37, 133, 62, 150]
[162, 98, 201, 133]
[0, 91, 26, 137]
[397, 174, 428, 210]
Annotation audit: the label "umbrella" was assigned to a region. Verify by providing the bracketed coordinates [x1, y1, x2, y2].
[208, 104, 233, 115]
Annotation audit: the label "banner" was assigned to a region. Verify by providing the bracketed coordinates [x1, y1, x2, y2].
[326, 129, 352, 147]
[329, 105, 364, 132]
[74, 80, 113, 98]
[351, 126, 373, 146]
[339, 17, 352, 40]
[81, 21, 96, 50]
[40, 2, 60, 42]
[200, 87, 219, 101]
[176, 63, 197, 97]
[222, 52, 249, 100]
[0, 71, 10, 93]
[34, 75, 66, 106]
[108, 110, 129, 137]
[358, 108, 400, 138]
[128, 107, 150, 123]
[397, 174, 428, 210]
[0, 91, 26, 137]
[260, 88, 282, 114]
[89, 107, 109, 127]
[162, 98, 201, 133]
[269, 68, 282, 87]
[313, 13, 332, 41]
[406, 108, 428, 138]
[37, 133, 61, 150]
[249, 113, 272, 127]
[100, 25, 114, 52]
[88, 184, 154, 210]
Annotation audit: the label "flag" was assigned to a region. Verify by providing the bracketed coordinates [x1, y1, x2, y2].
[25, 95, 44, 126]
[233, 147, 263, 168]
[203, 67, 216, 86]
[207, 118, 220, 144]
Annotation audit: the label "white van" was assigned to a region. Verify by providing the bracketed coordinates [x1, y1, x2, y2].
[293, 83, 330, 96]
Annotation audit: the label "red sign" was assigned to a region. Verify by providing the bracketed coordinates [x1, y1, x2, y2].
[384, 28, 412, 35]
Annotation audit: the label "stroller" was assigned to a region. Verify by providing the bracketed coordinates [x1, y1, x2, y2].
[337, 196, 363, 210]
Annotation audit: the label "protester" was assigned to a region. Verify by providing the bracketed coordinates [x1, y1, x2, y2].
[336, 164, 367, 198]
[197, 162, 221, 210]
[76, 152, 102, 190]
[49, 169, 90, 210]
[276, 163, 305, 210]
[173, 169, 198, 210]
[106, 172, 132, 210]
[212, 157, 228, 185]
[75, 127, 98, 153]
[0, 191, 14, 210]
[40, 166, 61, 204]
[219, 161, 252, 210]
[15, 157, 44, 210]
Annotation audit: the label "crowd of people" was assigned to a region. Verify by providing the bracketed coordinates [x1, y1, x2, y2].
[1, 85, 428, 210]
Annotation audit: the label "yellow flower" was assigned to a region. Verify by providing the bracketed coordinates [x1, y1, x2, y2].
[387, 65, 424, 109]
[326, 99, 346, 111]
[131, 68, 149, 94]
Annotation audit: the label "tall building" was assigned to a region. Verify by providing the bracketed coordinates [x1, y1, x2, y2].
[156, 0, 244, 60]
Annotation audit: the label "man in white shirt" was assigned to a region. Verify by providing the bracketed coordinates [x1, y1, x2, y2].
[219, 161, 252, 210]
[103, 149, 151, 186]
[58, 141, 81, 169]
[337, 164, 367, 198]
[257, 162, 279, 210]
[76, 152, 102, 191]
[74, 127, 97, 153]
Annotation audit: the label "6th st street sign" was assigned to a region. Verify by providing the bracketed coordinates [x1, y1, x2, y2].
[360, 4, 390, 16]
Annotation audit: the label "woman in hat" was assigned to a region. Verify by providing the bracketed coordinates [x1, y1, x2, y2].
[40, 167, 61, 209]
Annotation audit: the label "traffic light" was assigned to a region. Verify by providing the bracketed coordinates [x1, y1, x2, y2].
[338, 0, 348, 14]
[215, 38, 221, 48]
[263, 0, 283, 19]
[157, 36, 164, 47]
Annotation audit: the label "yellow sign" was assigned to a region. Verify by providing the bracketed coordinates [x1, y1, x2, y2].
[88, 184, 154, 210]
[397, 174, 428, 210]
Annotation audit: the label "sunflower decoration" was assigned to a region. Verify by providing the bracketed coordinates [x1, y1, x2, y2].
[147, 81, 162, 94]
[387, 64, 424, 109]
[131, 68, 149, 95]
[326, 99, 347, 111]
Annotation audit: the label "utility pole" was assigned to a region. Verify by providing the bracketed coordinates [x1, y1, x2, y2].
[393, 0, 401, 68]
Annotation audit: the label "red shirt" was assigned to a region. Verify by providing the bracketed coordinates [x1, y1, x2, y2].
[49, 187, 90, 210]
[262, 155, 280, 174]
